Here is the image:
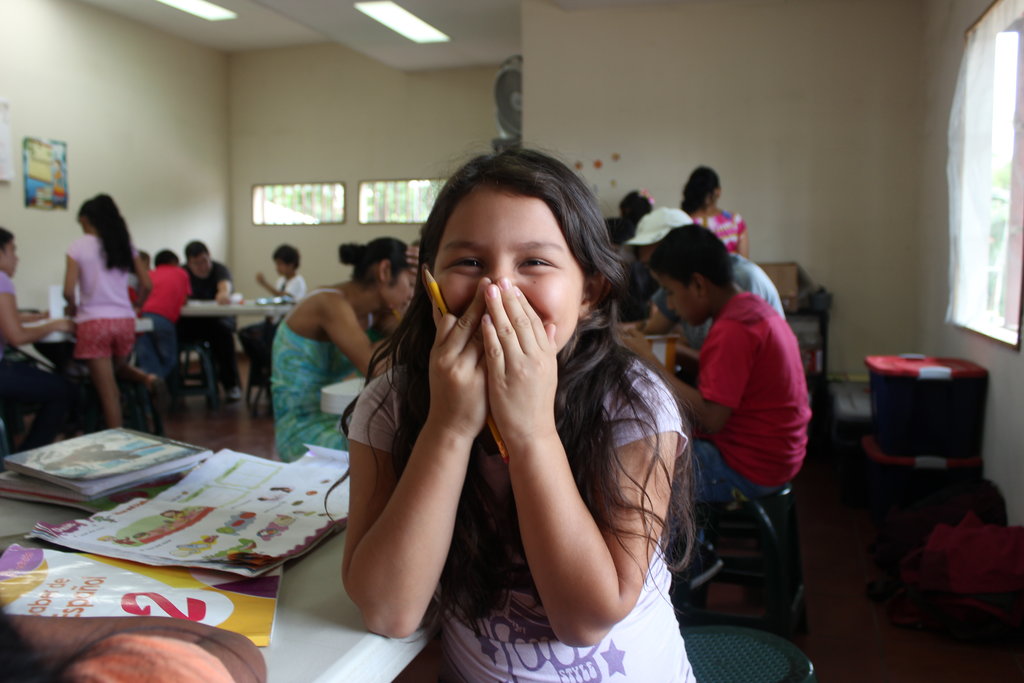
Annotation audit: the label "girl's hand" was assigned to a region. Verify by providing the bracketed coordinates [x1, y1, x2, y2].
[480, 278, 559, 447]
[425, 277, 490, 442]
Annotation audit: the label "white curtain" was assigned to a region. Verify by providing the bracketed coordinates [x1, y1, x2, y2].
[947, 0, 1024, 338]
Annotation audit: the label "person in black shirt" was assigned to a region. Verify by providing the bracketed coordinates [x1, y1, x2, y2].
[177, 241, 241, 401]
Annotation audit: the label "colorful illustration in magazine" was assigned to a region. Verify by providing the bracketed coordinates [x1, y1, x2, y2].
[30, 450, 350, 577]
[0, 545, 279, 646]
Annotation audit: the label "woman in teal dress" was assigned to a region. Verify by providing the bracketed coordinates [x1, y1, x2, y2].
[271, 238, 415, 462]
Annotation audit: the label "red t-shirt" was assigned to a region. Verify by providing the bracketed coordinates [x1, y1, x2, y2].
[698, 292, 811, 486]
[141, 264, 191, 323]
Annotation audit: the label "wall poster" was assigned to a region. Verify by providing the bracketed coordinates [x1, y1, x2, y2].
[23, 136, 67, 210]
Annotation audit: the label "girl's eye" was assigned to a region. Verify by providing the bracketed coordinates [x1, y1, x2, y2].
[453, 258, 482, 268]
[522, 259, 550, 267]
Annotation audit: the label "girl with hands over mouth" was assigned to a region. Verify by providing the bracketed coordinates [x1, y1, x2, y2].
[342, 149, 698, 682]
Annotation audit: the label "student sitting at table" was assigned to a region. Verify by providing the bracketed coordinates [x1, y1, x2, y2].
[622, 207, 783, 376]
[255, 244, 307, 302]
[270, 238, 414, 462]
[343, 149, 697, 681]
[135, 250, 191, 381]
[645, 224, 810, 503]
[178, 240, 241, 402]
[0, 226, 76, 452]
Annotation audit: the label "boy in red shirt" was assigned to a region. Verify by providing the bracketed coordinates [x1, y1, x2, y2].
[134, 250, 190, 380]
[647, 225, 810, 503]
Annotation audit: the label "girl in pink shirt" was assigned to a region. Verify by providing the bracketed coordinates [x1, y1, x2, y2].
[64, 194, 154, 428]
[682, 166, 750, 258]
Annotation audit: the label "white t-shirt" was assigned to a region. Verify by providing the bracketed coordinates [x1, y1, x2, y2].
[349, 363, 695, 683]
[276, 274, 307, 301]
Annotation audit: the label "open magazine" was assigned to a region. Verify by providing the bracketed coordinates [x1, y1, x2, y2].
[29, 448, 350, 578]
[0, 545, 280, 646]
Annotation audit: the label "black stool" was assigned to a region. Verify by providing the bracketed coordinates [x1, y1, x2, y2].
[175, 342, 220, 410]
[674, 484, 807, 638]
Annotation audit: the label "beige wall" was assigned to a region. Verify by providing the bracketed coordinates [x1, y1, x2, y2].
[226, 44, 498, 296]
[0, 0, 229, 310]
[919, 0, 1024, 523]
[523, 0, 927, 374]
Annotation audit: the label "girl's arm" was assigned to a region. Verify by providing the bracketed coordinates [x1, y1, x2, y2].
[737, 231, 750, 259]
[343, 280, 492, 638]
[511, 431, 677, 646]
[62, 255, 78, 318]
[481, 280, 676, 645]
[0, 293, 73, 345]
[133, 254, 152, 310]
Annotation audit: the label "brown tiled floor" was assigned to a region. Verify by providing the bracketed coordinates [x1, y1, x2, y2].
[160, 369, 1024, 682]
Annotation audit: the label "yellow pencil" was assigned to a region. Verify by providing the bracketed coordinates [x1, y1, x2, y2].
[423, 267, 510, 464]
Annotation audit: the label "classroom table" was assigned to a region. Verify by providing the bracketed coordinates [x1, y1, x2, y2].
[320, 377, 365, 416]
[0, 498, 430, 682]
[179, 300, 294, 318]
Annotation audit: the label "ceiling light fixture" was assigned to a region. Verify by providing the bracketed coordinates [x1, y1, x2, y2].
[354, 2, 450, 44]
[153, 0, 237, 22]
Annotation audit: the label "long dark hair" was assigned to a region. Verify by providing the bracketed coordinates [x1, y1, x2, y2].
[681, 166, 720, 214]
[356, 148, 695, 629]
[78, 194, 133, 271]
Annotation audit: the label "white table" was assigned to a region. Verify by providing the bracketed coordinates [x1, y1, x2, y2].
[180, 301, 294, 318]
[321, 378, 365, 415]
[1, 498, 430, 682]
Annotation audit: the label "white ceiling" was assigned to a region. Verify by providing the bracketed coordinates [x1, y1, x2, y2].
[74, 0, 692, 71]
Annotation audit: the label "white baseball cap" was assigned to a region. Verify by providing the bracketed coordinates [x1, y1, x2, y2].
[624, 207, 692, 246]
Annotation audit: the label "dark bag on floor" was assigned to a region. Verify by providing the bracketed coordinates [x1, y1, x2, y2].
[871, 479, 1006, 574]
[886, 511, 1024, 640]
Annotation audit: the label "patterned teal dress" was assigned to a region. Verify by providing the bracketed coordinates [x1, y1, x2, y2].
[271, 321, 364, 462]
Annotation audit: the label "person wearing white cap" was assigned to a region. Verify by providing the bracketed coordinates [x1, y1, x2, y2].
[624, 207, 783, 371]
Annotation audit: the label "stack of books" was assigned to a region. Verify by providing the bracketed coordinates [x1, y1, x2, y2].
[0, 429, 211, 510]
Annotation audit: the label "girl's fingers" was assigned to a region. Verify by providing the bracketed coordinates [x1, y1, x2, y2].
[485, 279, 548, 356]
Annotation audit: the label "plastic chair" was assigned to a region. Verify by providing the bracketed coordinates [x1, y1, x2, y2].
[682, 625, 817, 683]
[78, 379, 164, 436]
[674, 484, 808, 638]
[175, 342, 220, 410]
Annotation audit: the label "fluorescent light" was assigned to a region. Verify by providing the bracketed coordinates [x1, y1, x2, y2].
[153, 0, 237, 22]
[354, 2, 449, 44]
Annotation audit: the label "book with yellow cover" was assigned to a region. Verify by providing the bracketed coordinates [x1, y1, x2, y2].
[0, 545, 280, 646]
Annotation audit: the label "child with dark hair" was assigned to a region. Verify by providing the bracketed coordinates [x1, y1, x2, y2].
[342, 149, 697, 681]
[270, 237, 414, 462]
[64, 194, 157, 428]
[682, 166, 749, 257]
[135, 250, 191, 381]
[255, 244, 307, 302]
[647, 225, 809, 503]
[0, 227, 76, 451]
[607, 189, 657, 322]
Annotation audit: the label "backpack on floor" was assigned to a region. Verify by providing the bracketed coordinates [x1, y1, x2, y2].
[871, 478, 1006, 575]
[885, 511, 1024, 640]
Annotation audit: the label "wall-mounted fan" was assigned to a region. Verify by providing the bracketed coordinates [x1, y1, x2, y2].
[493, 55, 522, 151]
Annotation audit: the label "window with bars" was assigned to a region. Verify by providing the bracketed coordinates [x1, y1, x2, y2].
[358, 178, 444, 224]
[252, 183, 345, 225]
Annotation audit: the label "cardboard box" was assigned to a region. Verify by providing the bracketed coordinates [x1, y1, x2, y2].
[759, 262, 800, 312]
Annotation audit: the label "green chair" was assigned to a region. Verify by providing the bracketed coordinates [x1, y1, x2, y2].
[674, 484, 807, 638]
[683, 625, 816, 683]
